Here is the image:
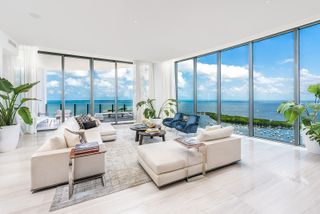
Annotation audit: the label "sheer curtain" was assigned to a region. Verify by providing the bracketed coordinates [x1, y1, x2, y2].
[134, 61, 155, 122]
[17, 46, 45, 134]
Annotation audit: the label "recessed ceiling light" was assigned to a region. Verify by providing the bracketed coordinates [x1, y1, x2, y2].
[28, 12, 42, 19]
[133, 20, 138, 24]
[265, 0, 272, 4]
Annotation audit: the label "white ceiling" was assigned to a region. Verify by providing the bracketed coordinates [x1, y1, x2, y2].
[0, 0, 320, 62]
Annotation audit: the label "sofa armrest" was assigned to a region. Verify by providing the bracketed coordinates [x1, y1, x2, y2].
[31, 148, 71, 190]
[203, 136, 241, 170]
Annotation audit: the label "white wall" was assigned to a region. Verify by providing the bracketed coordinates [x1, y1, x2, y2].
[0, 30, 18, 82]
[154, 60, 176, 112]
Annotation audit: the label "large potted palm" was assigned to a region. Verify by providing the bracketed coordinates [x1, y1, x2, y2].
[0, 78, 39, 152]
[277, 83, 320, 154]
[136, 98, 177, 125]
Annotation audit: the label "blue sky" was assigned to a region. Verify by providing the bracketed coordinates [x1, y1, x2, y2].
[178, 23, 320, 102]
[46, 67, 133, 101]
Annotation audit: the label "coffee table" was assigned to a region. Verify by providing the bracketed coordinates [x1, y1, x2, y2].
[130, 124, 161, 142]
[139, 130, 166, 145]
[69, 148, 106, 199]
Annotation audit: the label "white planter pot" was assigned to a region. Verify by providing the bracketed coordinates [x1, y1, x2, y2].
[301, 128, 320, 154]
[0, 124, 21, 152]
[152, 118, 162, 126]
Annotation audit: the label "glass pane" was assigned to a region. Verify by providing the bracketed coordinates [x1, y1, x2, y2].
[197, 54, 217, 127]
[93, 60, 116, 123]
[38, 54, 62, 120]
[177, 59, 194, 114]
[300, 24, 320, 145]
[117, 63, 134, 122]
[64, 57, 91, 117]
[221, 45, 249, 135]
[253, 32, 294, 143]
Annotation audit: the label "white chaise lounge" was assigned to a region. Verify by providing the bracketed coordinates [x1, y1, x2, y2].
[137, 126, 241, 187]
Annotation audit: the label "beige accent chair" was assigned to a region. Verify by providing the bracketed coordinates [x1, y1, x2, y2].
[137, 127, 241, 187]
[31, 117, 116, 191]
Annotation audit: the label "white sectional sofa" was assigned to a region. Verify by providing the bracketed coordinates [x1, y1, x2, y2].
[31, 118, 116, 191]
[137, 126, 241, 187]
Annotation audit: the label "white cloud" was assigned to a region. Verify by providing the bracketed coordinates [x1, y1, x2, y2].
[65, 70, 89, 77]
[279, 58, 294, 64]
[177, 71, 186, 88]
[47, 80, 59, 88]
[65, 78, 82, 87]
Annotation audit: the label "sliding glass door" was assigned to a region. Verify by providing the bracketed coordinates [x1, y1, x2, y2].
[64, 57, 91, 118]
[177, 59, 194, 114]
[253, 33, 295, 143]
[196, 54, 217, 124]
[93, 60, 116, 123]
[221, 45, 249, 135]
[117, 63, 134, 123]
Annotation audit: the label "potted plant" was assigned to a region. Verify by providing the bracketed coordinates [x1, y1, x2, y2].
[136, 98, 177, 125]
[277, 83, 320, 154]
[0, 78, 39, 152]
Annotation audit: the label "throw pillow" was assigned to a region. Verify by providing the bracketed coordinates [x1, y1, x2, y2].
[75, 114, 91, 129]
[38, 136, 67, 152]
[83, 121, 97, 130]
[64, 128, 87, 147]
[205, 125, 222, 131]
[89, 116, 101, 126]
[197, 126, 234, 142]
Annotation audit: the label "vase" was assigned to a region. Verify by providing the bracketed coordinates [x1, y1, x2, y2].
[0, 124, 21, 152]
[301, 128, 320, 154]
[152, 118, 163, 126]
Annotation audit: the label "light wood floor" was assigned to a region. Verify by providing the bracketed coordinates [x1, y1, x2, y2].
[1, 125, 320, 214]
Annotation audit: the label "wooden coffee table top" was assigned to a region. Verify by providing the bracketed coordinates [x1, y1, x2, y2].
[130, 124, 161, 131]
[139, 130, 166, 136]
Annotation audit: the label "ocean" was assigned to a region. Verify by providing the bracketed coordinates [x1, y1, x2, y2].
[46, 100, 133, 117]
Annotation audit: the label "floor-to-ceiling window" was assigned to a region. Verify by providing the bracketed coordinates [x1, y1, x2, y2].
[221, 45, 249, 135]
[253, 32, 295, 143]
[93, 60, 116, 122]
[300, 24, 320, 145]
[64, 57, 91, 117]
[117, 63, 134, 122]
[177, 59, 194, 114]
[38, 54, 62, 118]
[196, 54, 217, 124]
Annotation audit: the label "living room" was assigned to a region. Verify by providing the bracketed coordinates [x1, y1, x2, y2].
[1, 0, 320, 213]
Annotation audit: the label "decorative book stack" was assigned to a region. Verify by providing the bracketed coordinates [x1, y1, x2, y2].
[145, 128, 160, 133]
[74, 142, 99, 155]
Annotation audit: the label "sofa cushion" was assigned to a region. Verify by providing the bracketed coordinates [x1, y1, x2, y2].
[98, 123, 116, 136]
[64, 129, 83, 147]
[38, 136, 67, 152]
[137, 141, 202, 175]
[75, 115, 91, 129]
[83, 121, 97, 130]
[197, 126, 234, 142]
[63, 117, 80, 132]
[84, 129, 103, 144]
[205, 125, 222, 131]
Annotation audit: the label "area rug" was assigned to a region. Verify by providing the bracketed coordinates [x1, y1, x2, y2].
[50, 126, 154, 211]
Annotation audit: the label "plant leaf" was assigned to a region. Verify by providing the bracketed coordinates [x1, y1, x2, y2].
[0, 78, 13, 93]
[18, 106, 33, 125]
[21, 98, 40, 104]
[13, 81, 39, 94]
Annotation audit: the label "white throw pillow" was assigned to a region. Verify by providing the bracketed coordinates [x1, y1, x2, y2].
[64, 129, 82, 148]
[205, 125, 222, 131]
[38, 136, 67, 152]
[63, 117, 81, 132]
[197, 126, 234, 141]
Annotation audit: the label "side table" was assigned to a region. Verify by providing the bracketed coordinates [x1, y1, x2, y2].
[175, 140, 206, 182]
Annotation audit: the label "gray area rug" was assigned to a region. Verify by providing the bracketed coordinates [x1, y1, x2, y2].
[50, 125, 165, 211]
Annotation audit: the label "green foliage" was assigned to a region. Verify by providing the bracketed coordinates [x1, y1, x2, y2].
[0, 78, 39, 126]
[277, 83, 320, 145]
[205, 112, 292, 128]
[136, 98, 176, 119]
